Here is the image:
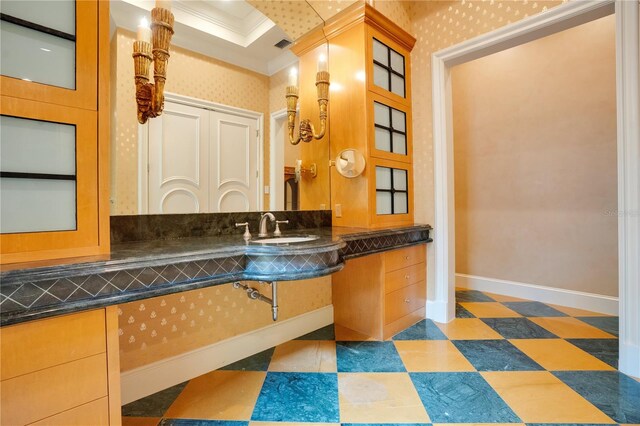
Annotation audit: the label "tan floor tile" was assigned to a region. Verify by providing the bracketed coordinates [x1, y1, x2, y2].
[335, 325, 376, 341]
[434, 424, 526, 426]
[339, 373, 430, 423]
[530, 317, 617, 338]
[249, 423, 340, 426]
[435, 318, 503, 340]
[394, 340, 475, 372]
[547, 304, 612, 317]
[269, 340, 336, 372]
[164, 370, 266, 420]
[460, 302, 522, 318]
[510, 339, 615, 371]
[484, 292, 530, 302]
[121, 418, 161, 426]
[482, 371, 614, 423]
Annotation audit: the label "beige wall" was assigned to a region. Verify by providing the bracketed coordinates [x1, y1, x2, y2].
[451, 15, 617, 296]
[269, 65, 301, 169]
[111, 29, 272, 215]
[408, 0, 566, 227]
[372, 0, 412, 35]
[407, 1, 567, 299]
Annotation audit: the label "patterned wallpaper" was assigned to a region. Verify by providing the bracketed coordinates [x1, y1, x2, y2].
[119, 277, 332, 371]
[111, 29, 273, 215]
[372, 0, 413, 35]
[308, 0, 360, 21]
[112, 30, 139, 215]
[269, 67, 290, 114]
[407, 0, 566, 225]
[248, 0, 324, 40]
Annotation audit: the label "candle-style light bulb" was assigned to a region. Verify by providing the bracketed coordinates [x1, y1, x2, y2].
[318, 54, 328, 73]
[288, 68, 298, 88]
[137, 17, 151, 43]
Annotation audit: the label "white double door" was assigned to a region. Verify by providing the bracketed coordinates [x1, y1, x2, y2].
[147, 100, 260, 214]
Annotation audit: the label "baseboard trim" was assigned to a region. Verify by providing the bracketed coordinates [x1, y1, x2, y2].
[620, 340, 640, 379]
[456, 274, 618, 315]
[426, 299, 452, 323]
[120, 305, 334, 405]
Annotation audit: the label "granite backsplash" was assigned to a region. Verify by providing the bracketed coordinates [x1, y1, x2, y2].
[111, 210, 332, 244]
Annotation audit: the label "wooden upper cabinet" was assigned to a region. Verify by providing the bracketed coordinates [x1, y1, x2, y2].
[292, 2, 416, 228]
[366, 26, 412, 107]
[0, 1, 98, 110]
[368, 92, 413, 164]
[0, 1, 110, 266]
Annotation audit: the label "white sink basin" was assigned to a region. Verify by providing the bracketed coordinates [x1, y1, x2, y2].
[252, 236, 319, 244]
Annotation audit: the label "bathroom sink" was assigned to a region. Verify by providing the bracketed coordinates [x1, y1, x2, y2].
[251, 235, 319, 244]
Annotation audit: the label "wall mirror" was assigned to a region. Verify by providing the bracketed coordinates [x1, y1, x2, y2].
[109, 0, 336, 216]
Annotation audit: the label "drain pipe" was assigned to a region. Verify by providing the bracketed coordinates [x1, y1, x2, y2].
[232, 281, 279, 321]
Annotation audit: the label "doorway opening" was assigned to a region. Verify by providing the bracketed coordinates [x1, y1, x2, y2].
[429, 0, 639, 377]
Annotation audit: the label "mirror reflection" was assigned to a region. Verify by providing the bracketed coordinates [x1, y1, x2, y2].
[109, 0, 330, 215]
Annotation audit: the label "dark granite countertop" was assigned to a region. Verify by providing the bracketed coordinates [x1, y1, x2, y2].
[1, 229, 343, 284]
[0, 224, 432, 326]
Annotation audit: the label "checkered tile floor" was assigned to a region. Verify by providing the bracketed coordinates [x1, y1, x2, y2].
[122, 289, 639, 426]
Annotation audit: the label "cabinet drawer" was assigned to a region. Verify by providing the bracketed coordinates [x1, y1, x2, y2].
[0, 353, 108, 425]
[29, 397, 109, 426]
[384, 281, 426, 325]
[385, 263, 426, 294]
[384, 244, 425, 272]
[0, 309, 106, 380]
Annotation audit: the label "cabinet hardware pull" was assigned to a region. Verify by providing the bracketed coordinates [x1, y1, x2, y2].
[404, 256, 409, 260]
[405, 275, 410, 279]
[404, 299, 410, 303]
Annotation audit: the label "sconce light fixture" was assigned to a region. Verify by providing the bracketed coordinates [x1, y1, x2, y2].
[286, 55, 330, 145]
[295, 159, 317, 183]
[132, 1, 174, 124]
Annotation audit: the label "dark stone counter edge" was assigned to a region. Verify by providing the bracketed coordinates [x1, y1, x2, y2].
[342, 238, 434, 260]
[1, 225, 431, 326]
[1, 264, 346, 327]
[0, 239, 345, 285]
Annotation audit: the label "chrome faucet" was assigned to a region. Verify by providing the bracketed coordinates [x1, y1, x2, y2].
[258, 212, 276, 237]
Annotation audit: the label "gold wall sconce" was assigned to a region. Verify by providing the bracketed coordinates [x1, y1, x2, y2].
[132, 2, 174, 124]
[286, 56, 330, 145]
[295, 160, 317, 182]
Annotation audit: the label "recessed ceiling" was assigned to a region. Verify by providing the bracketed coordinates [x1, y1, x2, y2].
[110, 0, 298, 75]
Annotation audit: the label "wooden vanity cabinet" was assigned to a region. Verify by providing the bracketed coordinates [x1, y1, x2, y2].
[0, 308, 121, 425]
[332, 244, 426, 340]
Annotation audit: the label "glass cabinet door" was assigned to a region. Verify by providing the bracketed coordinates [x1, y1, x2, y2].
[0, 1, 97, 109]
[370, 94, 412, 164]
[0, 93, 99, 259]
[370, 157, 413, 226]
[372, 38, 406, 98]
[367, 29, 411, 106]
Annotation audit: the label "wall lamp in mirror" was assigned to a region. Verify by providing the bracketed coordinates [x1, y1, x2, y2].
[295, 160, 317, 183]
[132, 1, 174, 124]
[332, 149, 366, 178]
[286, 55, 330, 145]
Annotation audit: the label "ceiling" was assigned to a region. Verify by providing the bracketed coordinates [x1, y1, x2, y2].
[110, 0, 301, 75]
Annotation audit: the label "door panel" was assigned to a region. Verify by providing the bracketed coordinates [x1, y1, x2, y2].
[210, 111, 258, 212]
[148, 103, 209, 214]
[147, 101, 259, 214]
